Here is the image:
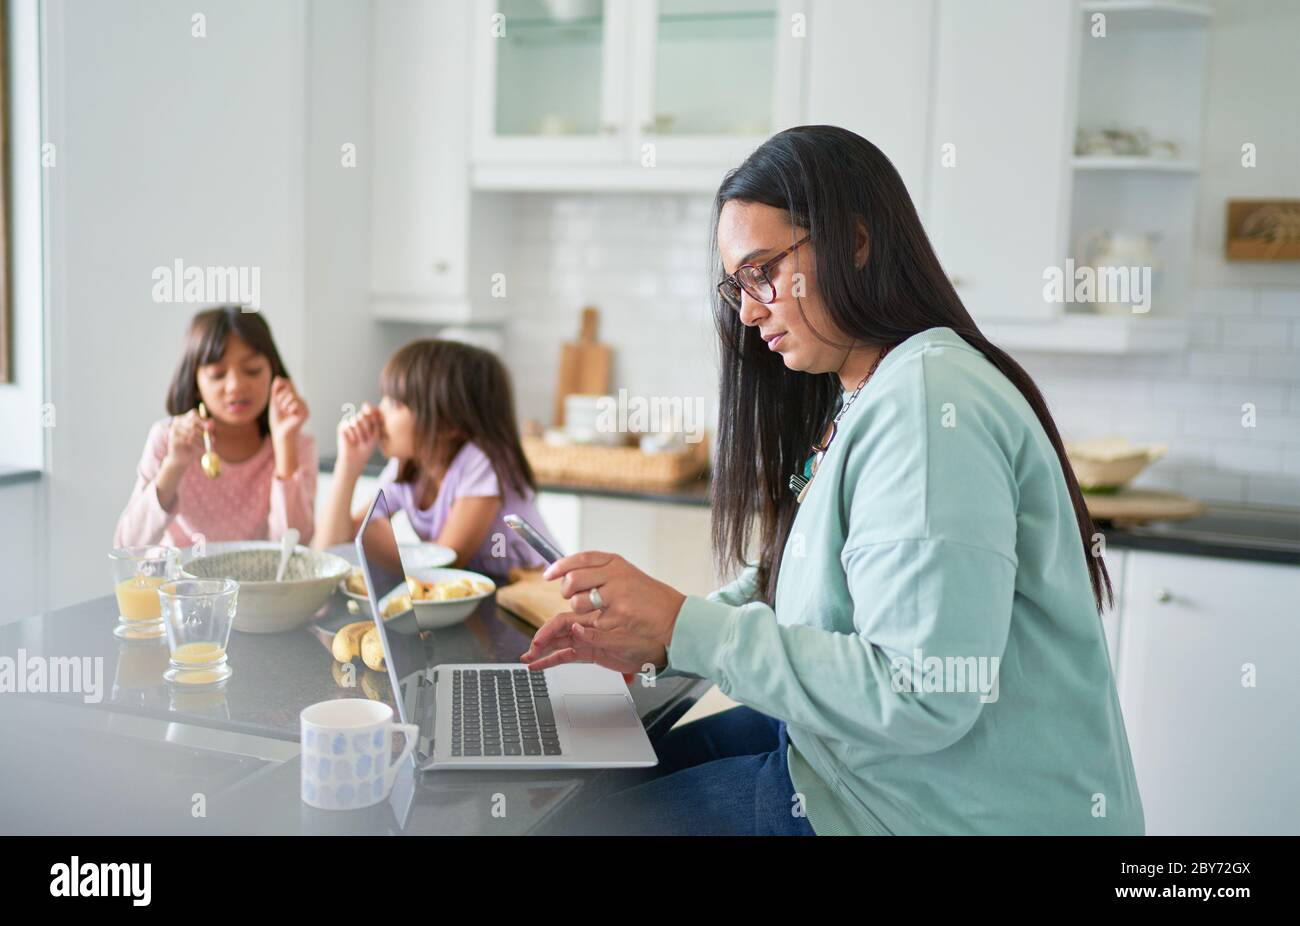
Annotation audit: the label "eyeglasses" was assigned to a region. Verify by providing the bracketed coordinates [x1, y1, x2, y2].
[717, 234, 812, 311]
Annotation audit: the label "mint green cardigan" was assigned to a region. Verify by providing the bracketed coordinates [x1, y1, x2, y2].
[666, 327, 1144, 835]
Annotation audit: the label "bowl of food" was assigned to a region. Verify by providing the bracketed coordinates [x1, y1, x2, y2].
[378, 570, 496, 630]
[183, 544, 351, 634]
[1065, 436, 1167, 493]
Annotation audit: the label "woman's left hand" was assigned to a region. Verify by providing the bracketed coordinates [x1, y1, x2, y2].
[519, 552, 687, 676]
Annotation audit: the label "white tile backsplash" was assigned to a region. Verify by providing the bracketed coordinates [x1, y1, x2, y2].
[497, 194, 1300, 511]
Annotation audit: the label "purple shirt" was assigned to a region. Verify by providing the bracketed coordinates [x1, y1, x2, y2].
[376, 442, 557, 578]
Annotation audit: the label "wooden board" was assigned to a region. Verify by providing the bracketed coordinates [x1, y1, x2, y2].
[1085, 489, 1207, 526]
[553, 306, 611, 427]
[496, 568, 568, 631]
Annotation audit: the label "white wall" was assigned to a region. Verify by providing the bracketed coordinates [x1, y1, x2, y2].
[0, 0, 46, 470]
[40, 0, 307, 609]
[1193, 0, 1300, 288]
[303, 0, 414, 452]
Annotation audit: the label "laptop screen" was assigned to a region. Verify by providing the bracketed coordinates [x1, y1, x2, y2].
[356, 491, 435, 732]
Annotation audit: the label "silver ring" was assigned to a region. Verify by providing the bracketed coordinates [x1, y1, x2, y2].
[589, 587, 606, 611]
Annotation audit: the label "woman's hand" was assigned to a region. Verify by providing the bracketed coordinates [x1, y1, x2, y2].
[518, 552, 687, 677]
[336, 402, 382, 478]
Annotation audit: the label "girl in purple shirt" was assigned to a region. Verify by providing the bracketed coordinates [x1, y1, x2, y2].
[314, 339, 556, 580]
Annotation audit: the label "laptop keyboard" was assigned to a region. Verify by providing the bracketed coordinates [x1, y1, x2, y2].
[450, 668, 562, 758]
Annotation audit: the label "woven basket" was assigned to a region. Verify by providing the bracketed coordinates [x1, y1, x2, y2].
[523, 434, 709, 489]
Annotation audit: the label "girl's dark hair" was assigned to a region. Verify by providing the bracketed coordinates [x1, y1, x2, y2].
[380, 339, 536, 498]
[165, 306, 290, 437]
[710, 125, 1112, 614]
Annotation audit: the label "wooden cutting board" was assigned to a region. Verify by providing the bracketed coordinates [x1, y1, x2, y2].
[553, 306, 611, 427]
[496, 567, 569, 630]
[1085, 489, 1206, 526]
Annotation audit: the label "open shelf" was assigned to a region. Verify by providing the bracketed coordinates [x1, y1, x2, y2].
[1080, 1, 1212, 29]
[1072, 156, 1199, 173]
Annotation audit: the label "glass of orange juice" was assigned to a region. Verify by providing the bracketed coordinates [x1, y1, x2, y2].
[109, 546, 181, 640]
[158, 578, 239, 686]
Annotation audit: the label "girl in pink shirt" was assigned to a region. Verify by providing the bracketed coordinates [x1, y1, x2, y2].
[314, 339, 556, 580]
[114, 306, 317, 549]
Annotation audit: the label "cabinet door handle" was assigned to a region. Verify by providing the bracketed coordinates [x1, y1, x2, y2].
[432, 260, 449, 274]
[1154, 587, 1172, 603]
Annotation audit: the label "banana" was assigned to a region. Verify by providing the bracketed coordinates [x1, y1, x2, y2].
[331, 620, 372, 663]
[360, 670, 389, 701]
[361, 626, 386, 673]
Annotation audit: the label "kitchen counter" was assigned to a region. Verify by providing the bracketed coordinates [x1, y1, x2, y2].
[0, 465, 41, 487]
[1100, 504, 1300, 567]
[318, 457, 1297, 564]
[0, 546, 708, 835]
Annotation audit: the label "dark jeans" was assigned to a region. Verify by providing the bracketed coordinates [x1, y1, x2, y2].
[553, 705, 817, 836]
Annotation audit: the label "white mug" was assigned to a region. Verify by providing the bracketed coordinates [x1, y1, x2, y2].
[300, 699, 418, 811]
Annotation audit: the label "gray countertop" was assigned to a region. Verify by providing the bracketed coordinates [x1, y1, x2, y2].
[0, 546, 708, 835]
[0, 465, 41, 487]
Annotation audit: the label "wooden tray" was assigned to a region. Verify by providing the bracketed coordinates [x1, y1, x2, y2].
[1085, 489, 1206, 526]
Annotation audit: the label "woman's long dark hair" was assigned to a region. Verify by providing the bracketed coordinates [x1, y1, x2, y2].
[381, 339, 536, 499]
[710, 125, 1111, 614]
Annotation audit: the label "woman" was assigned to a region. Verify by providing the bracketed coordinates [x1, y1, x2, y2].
[521, 126, 1144, 837]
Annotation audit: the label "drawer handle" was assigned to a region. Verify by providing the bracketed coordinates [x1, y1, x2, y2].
[1155, 587, 1172, 603]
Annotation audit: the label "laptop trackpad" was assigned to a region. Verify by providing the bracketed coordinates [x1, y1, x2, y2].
[562, 694, 639, 729]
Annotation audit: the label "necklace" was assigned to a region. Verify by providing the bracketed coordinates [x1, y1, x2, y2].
[789, 345, 892, 503]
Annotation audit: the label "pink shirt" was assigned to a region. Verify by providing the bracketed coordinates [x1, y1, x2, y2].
[114, 417, 317, 549]
[377, 441, 557, 578]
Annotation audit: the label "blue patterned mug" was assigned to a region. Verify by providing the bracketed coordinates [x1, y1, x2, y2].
[300, 699, 418, 811]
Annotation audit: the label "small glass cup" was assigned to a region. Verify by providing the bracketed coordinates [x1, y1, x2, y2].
[109, 546, 181, 640]
[158, 578, 239, 686]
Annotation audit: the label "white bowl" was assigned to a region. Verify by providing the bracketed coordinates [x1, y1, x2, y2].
[392, 568, 496, 630]
[183, 544, 351, 634]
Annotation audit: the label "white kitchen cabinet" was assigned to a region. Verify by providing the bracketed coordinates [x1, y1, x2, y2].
[1100, 548, 1125, 674]
[370, 0, 505, 324]
[536, 492, 717, 595]
[1116, 550, 1300, 835]
[924, 0, 1076, 322]
[472, 0, 631, 166]
[471, 0, 805, 189]
[804, 0, 937, 212]
[627, 0, 805, 168]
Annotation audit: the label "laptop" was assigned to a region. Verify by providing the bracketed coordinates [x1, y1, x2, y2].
[356, 491, 658, 771]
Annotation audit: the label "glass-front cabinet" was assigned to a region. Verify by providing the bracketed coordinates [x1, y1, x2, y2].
[473, 0, 630, 163]
[631, 0, 802, 166]
[473, 0, 805, 172]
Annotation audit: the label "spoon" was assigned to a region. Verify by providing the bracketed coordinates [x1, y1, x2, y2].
[198, 403, 222, 479]
[275, 528, 300, 583]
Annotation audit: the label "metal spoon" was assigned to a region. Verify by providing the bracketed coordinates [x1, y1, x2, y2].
[198, 402, 222, 479]
[275, 528, 300, 582]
